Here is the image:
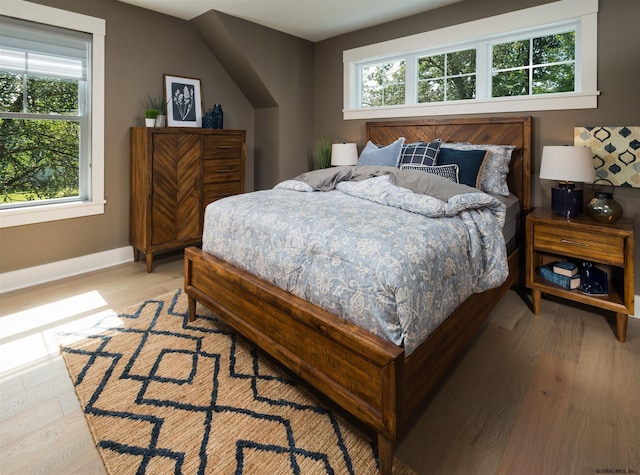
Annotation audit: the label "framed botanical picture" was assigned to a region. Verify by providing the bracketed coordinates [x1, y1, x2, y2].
[164, 74, 202, 127]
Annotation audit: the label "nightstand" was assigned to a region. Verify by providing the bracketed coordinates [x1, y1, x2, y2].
[526, 209, 635, 341]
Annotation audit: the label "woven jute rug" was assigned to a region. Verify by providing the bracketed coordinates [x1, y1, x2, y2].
[59, 289, 415, 474]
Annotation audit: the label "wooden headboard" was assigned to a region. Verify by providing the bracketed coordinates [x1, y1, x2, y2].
[366, 116, 532, 213]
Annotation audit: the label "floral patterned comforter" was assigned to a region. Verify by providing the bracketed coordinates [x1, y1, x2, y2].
[202, 171, 508, 355]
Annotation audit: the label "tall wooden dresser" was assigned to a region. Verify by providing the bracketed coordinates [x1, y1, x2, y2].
[130, 127, 246, 272]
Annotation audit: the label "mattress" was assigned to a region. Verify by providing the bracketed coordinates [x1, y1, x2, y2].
[202, 170, 509, 355]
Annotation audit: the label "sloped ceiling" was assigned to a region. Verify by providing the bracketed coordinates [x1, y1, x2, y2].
[116, 0, 462, 42]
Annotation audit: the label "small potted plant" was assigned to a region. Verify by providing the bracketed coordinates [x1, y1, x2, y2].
[144, 95, 165, 127]
[315, 137, 332, 169]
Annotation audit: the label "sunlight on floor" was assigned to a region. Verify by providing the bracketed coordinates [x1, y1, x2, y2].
[0, 291, 125, 375]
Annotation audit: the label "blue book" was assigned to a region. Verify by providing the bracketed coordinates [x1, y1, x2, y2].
[539, 265, 580, 290]
[553, 261, 578, 277]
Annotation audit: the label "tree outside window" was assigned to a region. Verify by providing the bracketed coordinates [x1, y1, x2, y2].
[361, 60, 405, 107]
[492, 31, 575, 97]
[0, 17, 89, 210]
[418, 48, 476, 103]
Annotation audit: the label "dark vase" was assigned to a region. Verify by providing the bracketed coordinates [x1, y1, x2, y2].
[213, 104, 223, 129]
[202, 109, 214, 128]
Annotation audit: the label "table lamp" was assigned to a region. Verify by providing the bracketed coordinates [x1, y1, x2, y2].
[331, 143, 358, 166]
[539, 146, 596, 218]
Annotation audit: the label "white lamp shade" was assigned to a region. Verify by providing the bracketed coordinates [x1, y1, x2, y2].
[331, 143, 358, 166]
[539, 146, 596, 183]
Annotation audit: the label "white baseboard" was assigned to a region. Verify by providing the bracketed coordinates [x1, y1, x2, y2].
[0, 246, 134, 294]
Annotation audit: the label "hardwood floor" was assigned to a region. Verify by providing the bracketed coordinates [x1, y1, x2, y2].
[1, 253, 638, 474]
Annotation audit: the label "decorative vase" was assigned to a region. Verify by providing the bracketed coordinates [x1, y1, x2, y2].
[585, 179, 623, 224]
[154, 114, 166, 127]
[202, 109, 214, 128]
[145, 118, 156, 127]
[213, 104, 223, 129]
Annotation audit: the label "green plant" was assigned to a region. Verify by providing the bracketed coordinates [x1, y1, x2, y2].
[144, 94, 166, 118]
[315, 137, 332, 169]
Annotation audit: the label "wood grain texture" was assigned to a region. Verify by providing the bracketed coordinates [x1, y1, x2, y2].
[129, 128, 246, 272]
[526, 209, 635, 340]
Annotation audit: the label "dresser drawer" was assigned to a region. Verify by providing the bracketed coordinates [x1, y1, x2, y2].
[204, 159, 242, 183]
[204, 181, 242, 205]
[203, 135, 243, 159]
[533, 223, 625, 266]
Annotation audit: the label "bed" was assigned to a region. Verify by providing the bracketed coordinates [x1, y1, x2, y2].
[184, 116, 532, 474]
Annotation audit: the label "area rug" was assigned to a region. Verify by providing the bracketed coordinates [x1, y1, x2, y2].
[59, 289, 415, 474]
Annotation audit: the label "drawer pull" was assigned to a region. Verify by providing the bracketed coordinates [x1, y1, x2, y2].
[561, 239, 589, 247]
[216, 169, 232, 173]
[217, 145, 231, 149]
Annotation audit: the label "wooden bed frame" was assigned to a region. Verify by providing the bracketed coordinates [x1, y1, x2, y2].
[184, 116, 532, 474]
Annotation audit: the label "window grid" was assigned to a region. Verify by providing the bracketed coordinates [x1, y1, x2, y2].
[355, 23, 578, 108]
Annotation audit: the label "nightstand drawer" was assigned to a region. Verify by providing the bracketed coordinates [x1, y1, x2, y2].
[533, 223, 625, 265]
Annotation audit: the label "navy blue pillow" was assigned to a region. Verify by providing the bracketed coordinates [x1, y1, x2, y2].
[436, 148, 488, 188]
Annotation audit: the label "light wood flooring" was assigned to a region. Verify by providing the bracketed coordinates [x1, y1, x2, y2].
[1, 253, 638, 474]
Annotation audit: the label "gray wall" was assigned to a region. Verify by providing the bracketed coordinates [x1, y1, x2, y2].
[0, 0, 255, 272]
[2, 0, 638, 297]
[312, 0, 640, 294]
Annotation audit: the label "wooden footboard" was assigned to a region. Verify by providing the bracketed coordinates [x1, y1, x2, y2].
[184, 246, 404, 472]
[184, 245, 519, 474]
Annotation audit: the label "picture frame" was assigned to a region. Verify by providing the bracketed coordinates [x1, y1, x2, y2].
[164, 74, 202, 127]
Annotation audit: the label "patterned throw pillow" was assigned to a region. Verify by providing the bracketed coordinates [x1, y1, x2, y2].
[399, 163, 460, 183]
[440, 143, 516, 195]
[398, 140, 442, 167]
[435, 148, 488, 188]
[358, 137, 405, 167]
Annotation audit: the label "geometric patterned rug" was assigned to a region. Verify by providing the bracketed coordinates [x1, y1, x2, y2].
[58, 289, 415, 474]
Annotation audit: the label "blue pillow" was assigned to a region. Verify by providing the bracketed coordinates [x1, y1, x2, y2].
[399, 163, 459, 183]
[436, 148, 488, 188]
[358, 137, 405, 167]
[398, 140, 441, 167]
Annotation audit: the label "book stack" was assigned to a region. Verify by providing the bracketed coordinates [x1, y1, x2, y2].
[538, 261, 580, 290]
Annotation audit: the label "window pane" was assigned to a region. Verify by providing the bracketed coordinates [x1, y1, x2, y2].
[418, 79, 444, 102]
[418, 54, 444, 79]
[447, 76, 476, 100]
[384, 84, 405, 105]
[447, 49, 476, 76]
[492, 69, 529, 97]
[0, 71, 23, 112]
[27, 76, 79, 114]
[0, 118, 80, 206]
[492, 40, 530, 69]
[533, 63, 575, 93]
[361, 60, 405, 107]
[361, 86, 382, 107]
[533, 32, 575, 64]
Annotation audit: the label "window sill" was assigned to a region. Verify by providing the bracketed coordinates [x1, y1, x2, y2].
[343, 91, 599, 121]
[0, 200, 106, 228]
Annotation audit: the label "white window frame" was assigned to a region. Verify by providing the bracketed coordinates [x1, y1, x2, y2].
[0, 0, 105, 228]
[343, 0, 598, 120]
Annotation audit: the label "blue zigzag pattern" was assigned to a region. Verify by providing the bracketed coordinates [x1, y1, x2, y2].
[60, 289, 373, 474]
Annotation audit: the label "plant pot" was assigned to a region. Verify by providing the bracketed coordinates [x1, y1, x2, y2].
[145, 118, 156, 127]
[154, 115, 166, 127]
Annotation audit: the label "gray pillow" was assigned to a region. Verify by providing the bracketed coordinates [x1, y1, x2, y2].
[358, 137, 405, 167]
